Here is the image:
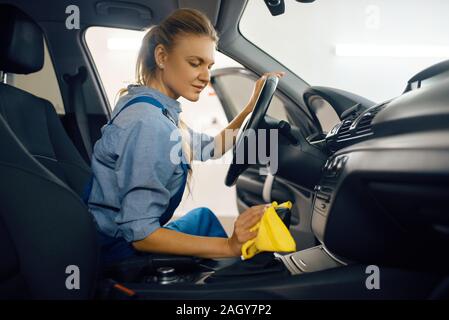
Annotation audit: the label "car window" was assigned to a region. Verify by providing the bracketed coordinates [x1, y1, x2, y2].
[240, 0, 449, 103]
[307, 96, 341, 133]
[8, 39, 65, 114]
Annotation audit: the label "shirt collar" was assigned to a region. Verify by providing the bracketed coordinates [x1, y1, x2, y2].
[126, 84, 182, 124]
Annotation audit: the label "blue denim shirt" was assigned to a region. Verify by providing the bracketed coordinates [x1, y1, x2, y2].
[88, 85, 215, 242]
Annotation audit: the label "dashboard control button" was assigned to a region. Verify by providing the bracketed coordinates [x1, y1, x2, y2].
[314, 197, 329, 216]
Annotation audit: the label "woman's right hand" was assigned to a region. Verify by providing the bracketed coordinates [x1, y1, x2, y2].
[243, 72, 285, 115]
[227, 204, 270, 256]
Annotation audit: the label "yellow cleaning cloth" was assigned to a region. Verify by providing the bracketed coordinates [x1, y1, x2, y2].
[241, 201, 296, 260]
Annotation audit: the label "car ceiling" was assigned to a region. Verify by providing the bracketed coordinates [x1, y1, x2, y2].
[0, 0, 222, 30]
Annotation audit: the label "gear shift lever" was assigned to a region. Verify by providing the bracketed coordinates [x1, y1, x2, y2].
[275, 206, 292, 229]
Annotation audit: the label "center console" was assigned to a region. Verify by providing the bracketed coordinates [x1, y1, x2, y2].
[311, 154, 348, 243]
[274, 153, 351, 275]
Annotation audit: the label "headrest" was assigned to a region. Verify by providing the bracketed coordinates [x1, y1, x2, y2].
[0, 5, 44, 74]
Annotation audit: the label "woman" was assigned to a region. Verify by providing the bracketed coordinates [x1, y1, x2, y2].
[87, 8, 284, 265]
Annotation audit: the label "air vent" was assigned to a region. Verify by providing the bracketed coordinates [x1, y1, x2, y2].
[354, 104, 386, 135]
[320, 176, 337, 189]
[320, 156, 347, 187]
[336, 119, 353, 140]
[332, 102, 388, 146]
[355, 113, 374, 134]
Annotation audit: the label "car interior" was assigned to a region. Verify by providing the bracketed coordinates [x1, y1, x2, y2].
[0, 0, 448, 299]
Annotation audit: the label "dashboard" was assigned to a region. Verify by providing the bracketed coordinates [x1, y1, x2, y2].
[308, 61, 449, 271]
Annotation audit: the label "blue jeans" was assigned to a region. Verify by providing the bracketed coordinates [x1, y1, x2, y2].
[163, 207, 228, 237]
[98, 207, 228, 265]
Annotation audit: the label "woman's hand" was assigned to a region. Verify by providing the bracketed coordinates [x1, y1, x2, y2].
[244, 71, 285, 115]
[227, 204, 270, 256]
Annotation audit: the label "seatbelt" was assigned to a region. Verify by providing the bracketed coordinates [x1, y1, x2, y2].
[63, 66, 92, 162]
[81, 95, 175, 205]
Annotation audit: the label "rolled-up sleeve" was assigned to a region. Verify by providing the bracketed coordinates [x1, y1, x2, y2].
[114, 120, 178, 242]
[187, 126, 216, 162]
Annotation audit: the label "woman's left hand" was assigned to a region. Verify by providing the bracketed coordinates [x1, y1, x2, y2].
[227, 203, 271, 256]
[244, 71, 285, 114]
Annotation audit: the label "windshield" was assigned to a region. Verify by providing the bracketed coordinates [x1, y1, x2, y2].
[240, 0, 449, 103]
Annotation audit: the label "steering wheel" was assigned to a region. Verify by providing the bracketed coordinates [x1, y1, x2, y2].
[225, 75, 279, 186]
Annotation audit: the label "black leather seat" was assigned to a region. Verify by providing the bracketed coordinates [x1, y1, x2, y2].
[0, 4, 91, 197]
[0, 5, 98, 299]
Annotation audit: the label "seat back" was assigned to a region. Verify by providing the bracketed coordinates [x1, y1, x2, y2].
[0, 4, 98, 299]
[0, 114, 98, 299]
[0, 4, 91, 197]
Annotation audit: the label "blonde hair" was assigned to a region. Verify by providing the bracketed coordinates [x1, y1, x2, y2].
[118, 8, 219, 194]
